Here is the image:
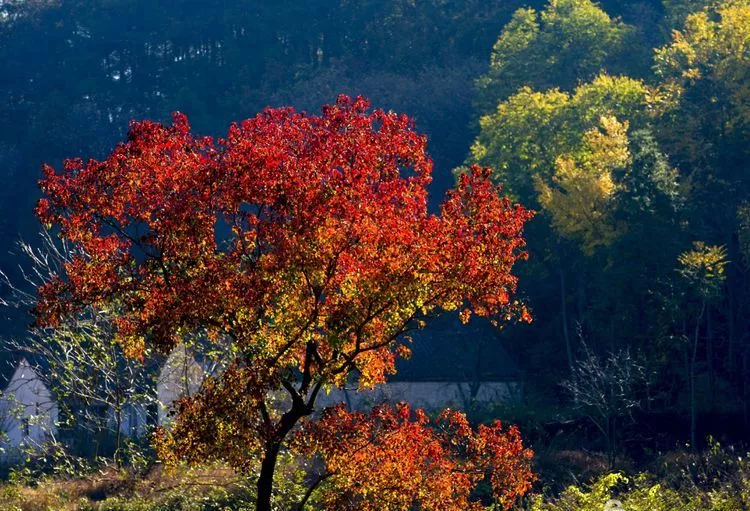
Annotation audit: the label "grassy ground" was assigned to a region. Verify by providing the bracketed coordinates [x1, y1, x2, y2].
[2, 442, 750, 510]
[0, 465, 254, 511]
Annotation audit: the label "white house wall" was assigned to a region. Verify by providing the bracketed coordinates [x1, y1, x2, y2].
[0, 359, 58, 463]
[157, 346, 205, 425]
[0, 351, 522, 457]
[312, 381, 522, 412]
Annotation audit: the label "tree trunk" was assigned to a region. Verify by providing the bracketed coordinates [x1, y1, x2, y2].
[728, 257, 737, 385]
[257, 440, 284, 511]
[609, 417, 617, 469]
[560, 269, 574, 374]
[691, 300, 706, 449]
[576, 264, 587, 331]
[114, 387, 122, 470]
[707, 306, 715, 409]
[115, 411, 122, 469]
[256, 399, 312, 511]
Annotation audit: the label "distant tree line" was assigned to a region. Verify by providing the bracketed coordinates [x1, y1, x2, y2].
[468, 0, 750, 453]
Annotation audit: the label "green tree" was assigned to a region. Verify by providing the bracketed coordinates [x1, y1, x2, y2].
[475, 0, 638, 112]
[468, 73, 653, 206]
[536, 115, 630, 254]
[677, 242, 728, 447]
[655, 0, 750, 184]
[661, 0, 718, 32]
[466, 72, 685, 379]
[655, 0, 750, 397]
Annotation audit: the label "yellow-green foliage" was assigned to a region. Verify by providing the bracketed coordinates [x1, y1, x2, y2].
[0, 465, 259, 511]
[530, 471, 750, 511]
[655, 0, 750, 106]
[467, 74, 654, 254]
[0, 482, 254, 511]
[661, 0, 718, 30]
[530, 472, 630, 511]
[468, 73, 652, 206]
[536, 116, 629, 253]
[475, 0, 634, 108]
[677, 242, 729, 300]
[654, 0, 750, 170]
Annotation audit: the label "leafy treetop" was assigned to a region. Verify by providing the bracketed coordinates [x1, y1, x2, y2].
[475, 0, 636, 112]
[468, 73, 653, 206]
[35, 95, 534, 510]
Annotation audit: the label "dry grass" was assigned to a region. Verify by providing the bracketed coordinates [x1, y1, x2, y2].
[0, 464, 248, 511]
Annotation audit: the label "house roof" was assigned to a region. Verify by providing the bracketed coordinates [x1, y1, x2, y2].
[392, 312, 521, 382]
[0, 353, 51, 392]
[0, 354, 18, 391]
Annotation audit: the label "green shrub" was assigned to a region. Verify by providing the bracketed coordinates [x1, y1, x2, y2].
[531, 470, 750, 511]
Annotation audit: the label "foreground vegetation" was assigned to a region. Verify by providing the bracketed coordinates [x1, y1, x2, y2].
[0, 465, 256, 511]
[532, 441, 750, 510]
[2, 442, 749, 510]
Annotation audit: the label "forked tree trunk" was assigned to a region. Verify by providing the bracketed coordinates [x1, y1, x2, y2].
[256, 399, 312, 511]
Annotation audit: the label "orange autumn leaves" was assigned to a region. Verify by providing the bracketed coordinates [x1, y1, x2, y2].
[294, 403, 535, 511]
[34, 94, 532, 389]
[34, 95, 535, 508]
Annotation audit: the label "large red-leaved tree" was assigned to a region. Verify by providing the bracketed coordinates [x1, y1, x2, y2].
[34, 95, 534, 510]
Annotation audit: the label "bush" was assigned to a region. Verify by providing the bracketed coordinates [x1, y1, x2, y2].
[531, 441, 750, 511]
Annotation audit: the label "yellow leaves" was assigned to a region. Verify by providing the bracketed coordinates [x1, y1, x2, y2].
[467, 73, 652, 206]
[114, 331, 146, 360]
[535, 115, 629, 254]
[582, 115, 631, 169]
[152, 427, 179, 471]
[355, 348, 395, 391]
[439, 299, 461, 312]
[678, 242, 728, 278]
[683, 67, 703, 80]
[655, 0, 750, 129]
[677, 242, 729, 303]
[677, 241, 729, 299]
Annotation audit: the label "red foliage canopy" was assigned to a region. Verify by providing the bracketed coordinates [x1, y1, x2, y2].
[35, 95, 534, 509]
[36, 94, 531, 388]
